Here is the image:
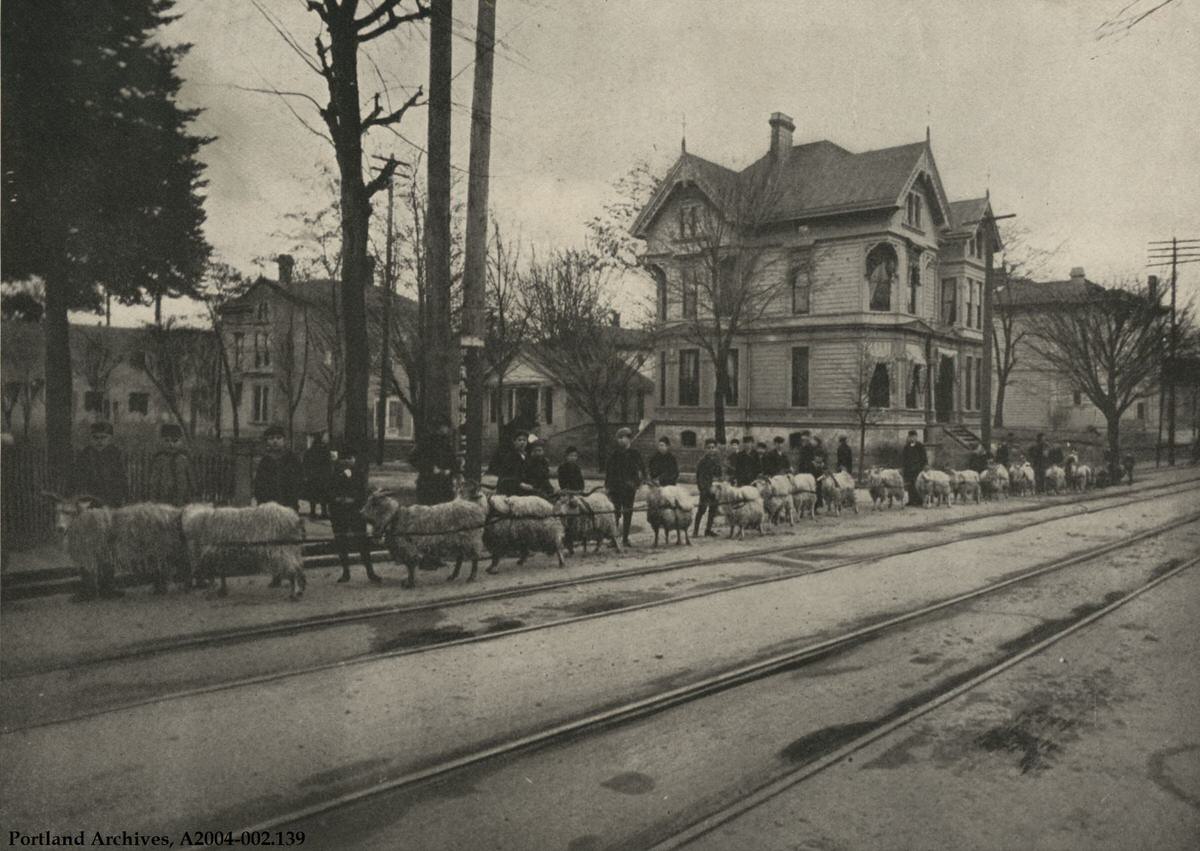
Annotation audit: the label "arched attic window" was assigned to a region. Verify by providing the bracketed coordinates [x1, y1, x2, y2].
[866, 243, 898, 311]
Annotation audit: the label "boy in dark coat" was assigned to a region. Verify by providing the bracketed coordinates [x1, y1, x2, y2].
[733, 435, 762, 486]
[647, 436, 679, 485]
[148, 423, 193, 506]
[494, 432, 529, 496]
[693, 438, 722, 537]
[763, 436, 790, 476]
[836, 435, 853, 475]
[522, 441, 554, 498]
[557, 446, 585, 492]
[1029, 433, 1049, 494]
[70, 421, 128, 598]
[966, 444, 990, 474]
[901, 429, 928, 506]
[329, 446, 382, 585]
[724, 439, 741, 479]
[302, 431, 332, 518]
[71, 421, 128, 508]
[253, 425, 302, 512]
[605, 427, 644, 546]
[412, 422, 458, 504]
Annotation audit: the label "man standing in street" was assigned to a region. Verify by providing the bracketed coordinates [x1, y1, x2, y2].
[605, 427, 644, 547]
[693, 437, 722, 538]
[1029, 433, 1049, 494]
[302, 431, 332, 519]
[329, 445, 382, 585]
[148, 423, 193, 506]
[413, 421, 459, 504]
[836, 435, 853, 475]
[796, 430, 822, 510]
[901, 429, 928, 507]
[70, 421, 128, 599]
[734, 434, 761, 486]
[253, 425, 302, 512]
[648, 436, 679, 485]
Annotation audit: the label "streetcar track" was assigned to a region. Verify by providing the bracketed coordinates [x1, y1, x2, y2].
[647, 551, 1200, 850]
[6, 473, 1197, 685]
[4, 482, 1199, 738]
[209, 511, 1200, 844]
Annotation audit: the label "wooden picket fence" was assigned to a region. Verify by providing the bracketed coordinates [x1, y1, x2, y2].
[1, 446, 237, 553]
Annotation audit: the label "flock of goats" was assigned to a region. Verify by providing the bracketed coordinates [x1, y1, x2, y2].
[44, 455, 1100, 602]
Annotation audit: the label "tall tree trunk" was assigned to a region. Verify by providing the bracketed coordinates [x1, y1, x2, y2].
[993, 377, 1007, 428]
[859, 422, 867, 480]
[43, 264, 74, 487]
[1107, 415, 1122, 483]
[713, 350, 728, 444]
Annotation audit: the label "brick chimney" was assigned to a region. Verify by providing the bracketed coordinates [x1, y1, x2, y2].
[276, 254, 295, 285]
[769, 112, 795, 165]
[1069, 266, 1086, 284]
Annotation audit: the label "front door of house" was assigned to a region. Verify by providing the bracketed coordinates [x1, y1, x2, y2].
[935, 356, 955, 423]
[515, 387, 539, 424]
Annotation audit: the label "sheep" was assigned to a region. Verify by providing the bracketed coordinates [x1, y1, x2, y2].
[915, 469, 952, 507]
[464, 485, 565, 572]
[951, 470, 982, 504]
[46, 494, 188, 596]
[981, 463, 1010, 500]
[181, 502, 306, 600]
[555, 490, 622, 555]
[711, 480, 764, 540]
[1044, 464, 1067, 495]
[755, 475, 795, 528]
[361, 490, 487, 587]
[1009, 462, 1035, 497]
[866, 468, 906, 510]
[1070, 463, 1092, 492]
[787, 473, 818, 520]
[643, 483, 696, 546]
[819, 470, 858, 516]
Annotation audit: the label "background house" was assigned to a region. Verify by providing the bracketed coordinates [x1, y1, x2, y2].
[635, 112, 1000, 462]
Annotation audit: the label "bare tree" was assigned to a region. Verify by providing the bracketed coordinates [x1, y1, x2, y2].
[199, 260, 250, 439]
[274, 298, 312, 446]
[483, 219, 530, 428]
[990, 226, 1064, 428]
[848, 345, 888, 479]
[136, 320, 209, 438]
[522, 250, 655, 464]
[73, 327, 125, 417]
[256, 0, 429, 458]
[655, 166, 802, 442]
[1024, 279, 1173, 478]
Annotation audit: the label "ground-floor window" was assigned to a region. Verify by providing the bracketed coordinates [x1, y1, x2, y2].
[1137, 402, 1146, 420]
[869, 362, 890, 408]
[542, 387, 554, 425]
[791, 347, 809, 407]
[906, 364, 923, 409]
[681, 430, 697, 448]
[127, 392, 150, 415]
[251, 384, 270, 423]
[679, 349, 700, 406]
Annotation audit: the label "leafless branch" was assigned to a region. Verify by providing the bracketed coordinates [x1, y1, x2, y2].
[358, 0, 431, 41]
[363, 88, 425, 132]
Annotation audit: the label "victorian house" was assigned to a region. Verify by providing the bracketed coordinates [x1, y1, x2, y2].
[633, 112, 1000, 457]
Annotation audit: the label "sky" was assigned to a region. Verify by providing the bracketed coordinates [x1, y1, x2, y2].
[99, 0, 1200, 326]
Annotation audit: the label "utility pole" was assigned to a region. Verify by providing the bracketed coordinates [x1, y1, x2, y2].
[376, 177, 395, 466]
[977, 203, 1016, 452]
[1147, 237, 1200, 467]
[420, 0, 454, 502]
[462, 0, 497, 482]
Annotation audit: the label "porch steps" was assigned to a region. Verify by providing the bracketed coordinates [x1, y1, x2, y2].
[941, 423, 982, 451]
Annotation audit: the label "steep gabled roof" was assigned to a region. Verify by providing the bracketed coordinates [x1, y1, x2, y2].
[945, 196, 1003, 249]
[632, 136, 956, 238]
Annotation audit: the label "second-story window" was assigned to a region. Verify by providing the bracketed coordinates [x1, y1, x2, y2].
[866, 243, 897, 312]
[724, 349, 739, 405]
[791, 252, 812, 315]
[232, 332, 244, 370]
[254, 332, 271, 368]
[941, 277, 957, 324]
[975, 280, 983, 328]
[256, 300, 270, 322]
[905, 191, 922, 229]
[678, 349, 700, 406]
[682, 267, 699, 319]
[908, 259, 921, 314]
[653, 267, 667, 320]
[678, 204, 701, 239]
[964, 280, 974, 328]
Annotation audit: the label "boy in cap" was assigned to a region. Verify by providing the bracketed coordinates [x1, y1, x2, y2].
[72, 421, 128, 509]
[605, 427, 645, 547]
[329, 445, 382, 585]
[763, 436, 789, 476]
[693, 437, 722, 537]
[302, 431, 332, 518]
[724, 438, 740, 480]
[494, 431, 530, 496]
[148, 423, 193, 506]
[557, 446, 585, 492]
[70, 421, 128, 598]
[254, 425, 302, 512]
[734, 435, 761, 486]
[648, 436, 679, 485]
[522, 440, 554, 499]
[836, 435, 853, 475]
